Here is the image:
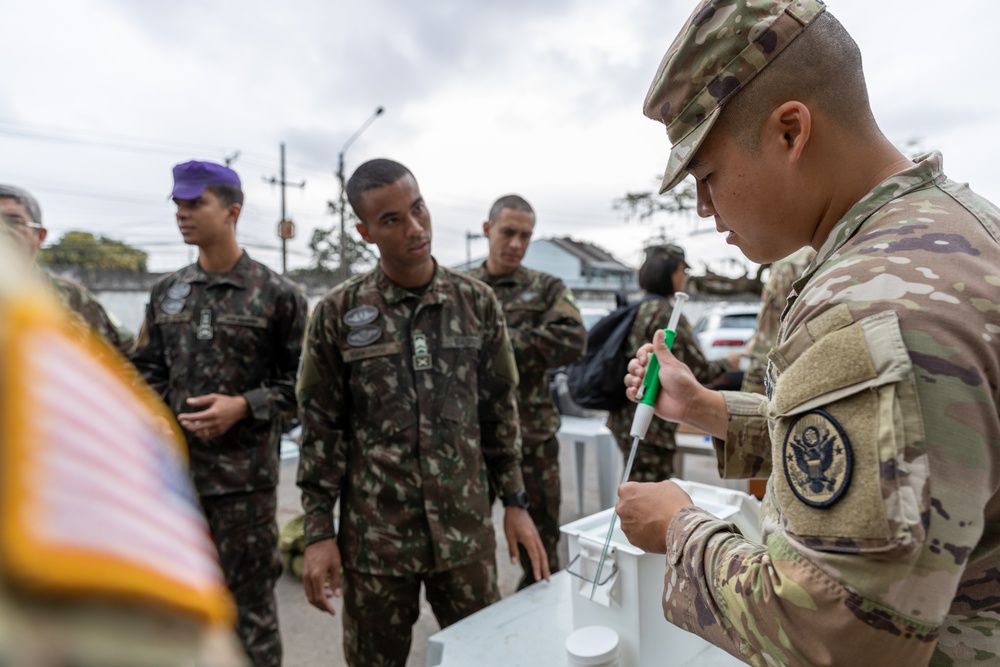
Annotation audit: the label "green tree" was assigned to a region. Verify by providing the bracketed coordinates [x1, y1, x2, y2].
[304, 202, 377, 277]
[39, 231, 148, 271]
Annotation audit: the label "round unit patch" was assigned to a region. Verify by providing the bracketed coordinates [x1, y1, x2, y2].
[167, 283, 192, 299]
[343, 305, 379, 328]
[161, 299, 185, 315]
[782, 409, 853, 509]
[346, 324, 382, 347]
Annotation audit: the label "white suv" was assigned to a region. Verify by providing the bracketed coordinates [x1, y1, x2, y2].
[692, 303, 760, 362]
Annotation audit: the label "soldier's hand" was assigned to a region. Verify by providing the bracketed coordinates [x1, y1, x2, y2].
[625, 333, 729, 439]
[503, 507, 551, 584]
[302, 538, 342, 615]
[616, 480, 694, 554]
[177, 393, 250, 440]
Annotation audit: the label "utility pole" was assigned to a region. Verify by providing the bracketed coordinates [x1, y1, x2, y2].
[337, 106, 385, 282]
[264, 143, 305, 274]
[465, 231, 483, 267]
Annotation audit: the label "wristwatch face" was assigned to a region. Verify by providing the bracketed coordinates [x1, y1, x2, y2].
[503, 490, 530, 508]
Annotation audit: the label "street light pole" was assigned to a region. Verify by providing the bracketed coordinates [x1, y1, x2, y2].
[337, 106, 384, 282]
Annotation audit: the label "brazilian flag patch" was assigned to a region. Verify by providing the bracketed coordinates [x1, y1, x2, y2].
[563, 288, 579, 311]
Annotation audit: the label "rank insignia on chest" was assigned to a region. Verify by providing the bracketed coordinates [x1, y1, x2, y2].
[196, 308, 214, 340]
[782, 409, 853, 509]
[412, 333, 432, 371]
[520, 291, 535, 303]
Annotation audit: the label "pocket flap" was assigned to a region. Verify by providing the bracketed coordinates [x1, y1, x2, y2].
[773, 310, 911, 418]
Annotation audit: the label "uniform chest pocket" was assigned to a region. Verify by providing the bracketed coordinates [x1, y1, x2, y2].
[213, 313, 270, 361]
[347, 343, 417, 438]
[503, 300, 546, 328]
[768, 309, 927, 558]
[439, 335, 482, 422]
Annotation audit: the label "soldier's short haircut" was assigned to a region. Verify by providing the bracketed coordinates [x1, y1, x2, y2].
[346, 159, 414, 221]
[717, 12, 874, 153]
[639, 244, 686, 298]
[488, 194, 534, 224]
[205, 183, 244, 208]
[0, 184, 43, 225]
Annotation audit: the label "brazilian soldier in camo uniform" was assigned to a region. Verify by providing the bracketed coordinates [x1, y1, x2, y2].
[606, 244, 728, 483]
[467, 194, 586, 589]
[617, 1, 1000, 664]
[0, 184, 133, 354]
[297, 159, 549, 667]
[131, 161, 308, 667]
[742, 246, 815, 396]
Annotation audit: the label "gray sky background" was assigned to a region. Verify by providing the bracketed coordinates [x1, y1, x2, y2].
[1, 0, 995, 276]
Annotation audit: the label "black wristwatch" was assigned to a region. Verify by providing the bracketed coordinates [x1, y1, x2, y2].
[502, 489, 531, 509]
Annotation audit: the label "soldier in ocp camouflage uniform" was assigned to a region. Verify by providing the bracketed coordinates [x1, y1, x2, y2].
[616, 1, 1000, 665]
[0, 184, 133, 354]
[131, 161, 307, 667]
[297, 159, 549, 667]
[741, 246, 815, 395]
[606, 244, 728, 482]
[467, 194, 587, 589]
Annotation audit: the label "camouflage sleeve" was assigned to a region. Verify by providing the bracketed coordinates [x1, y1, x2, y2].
[295, 298, 350, 545]
[508, 279, 586, 369]
[713, 390, 772, 479]
[742, 271, 784, 395]
[129, 295, 170, 399]
[476, 289, 525, 498]
[240, 284, 307, 422]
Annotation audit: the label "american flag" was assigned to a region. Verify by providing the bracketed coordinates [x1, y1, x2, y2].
[0, 296, 234, 625]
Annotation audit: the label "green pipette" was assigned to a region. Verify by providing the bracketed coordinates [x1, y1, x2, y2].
[590, 292, 688, 600]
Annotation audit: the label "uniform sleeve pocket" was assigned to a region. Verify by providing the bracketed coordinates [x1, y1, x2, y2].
[769, 310, 928, 558]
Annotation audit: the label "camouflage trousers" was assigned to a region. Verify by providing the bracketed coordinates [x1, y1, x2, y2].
[516, 434, 562, 590]
[201, 490, 282, 667]
[614, 434, 677, 483]
[342, 559, 499, 667]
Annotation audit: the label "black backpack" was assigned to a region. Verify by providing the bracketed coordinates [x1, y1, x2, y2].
[565, 297, 658, 411]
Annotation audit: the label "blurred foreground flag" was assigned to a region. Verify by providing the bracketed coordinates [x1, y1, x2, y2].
[0, 226, 242, 666]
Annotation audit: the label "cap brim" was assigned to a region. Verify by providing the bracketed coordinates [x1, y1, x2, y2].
[658, 106, 722, 194]
[170, 182, 208, 200]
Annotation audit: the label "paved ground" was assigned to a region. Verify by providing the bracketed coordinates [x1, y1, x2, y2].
[273, 431, 734, 667]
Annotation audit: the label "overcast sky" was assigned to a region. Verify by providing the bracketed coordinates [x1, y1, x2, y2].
[2, 0, 996, 277]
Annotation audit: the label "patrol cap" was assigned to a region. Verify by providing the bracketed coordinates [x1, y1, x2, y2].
[644, 0, 827, 193]
[171, 160, 242, 200]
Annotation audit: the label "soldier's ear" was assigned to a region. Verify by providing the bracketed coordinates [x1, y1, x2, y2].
[482, 220, 490, 238]
[355, 222, 373, 244]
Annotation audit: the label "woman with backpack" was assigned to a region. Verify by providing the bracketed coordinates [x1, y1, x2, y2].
[605, 244, 731, 482]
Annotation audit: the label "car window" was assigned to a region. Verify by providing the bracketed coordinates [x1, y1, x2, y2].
[720, 314, 758, 329]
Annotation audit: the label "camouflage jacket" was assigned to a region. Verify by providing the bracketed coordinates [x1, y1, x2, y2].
[741, 247, 816, 396]
[296, 261, 523, 576]
[130, 251, 307, 498]
[43, 271, 133, 355]
[466, 264, 586, 441]
[666, 154, 1000, 665]
[606, 297, 727, 450]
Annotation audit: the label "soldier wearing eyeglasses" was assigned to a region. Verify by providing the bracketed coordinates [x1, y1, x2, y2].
[0, 184, 132, 354]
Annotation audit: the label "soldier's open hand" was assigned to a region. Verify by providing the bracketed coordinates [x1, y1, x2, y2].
[302, 538, 342, 615]
[503, 507, 551, 584]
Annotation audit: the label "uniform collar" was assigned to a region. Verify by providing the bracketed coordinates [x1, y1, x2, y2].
[470, 262, 528, 287]
[177, 250, 253, 289]
[374, 258, 448, 306]
[812, 152, 945, 271]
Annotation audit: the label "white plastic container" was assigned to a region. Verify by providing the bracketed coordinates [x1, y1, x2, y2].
[560, 480, 761, 667]
[566, 625, 620, 666]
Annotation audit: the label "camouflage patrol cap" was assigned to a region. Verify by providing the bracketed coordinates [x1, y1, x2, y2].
[644, 0, 827, 193]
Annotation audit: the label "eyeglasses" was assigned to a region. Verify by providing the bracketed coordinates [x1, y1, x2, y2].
[1, 214, 42, 230]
